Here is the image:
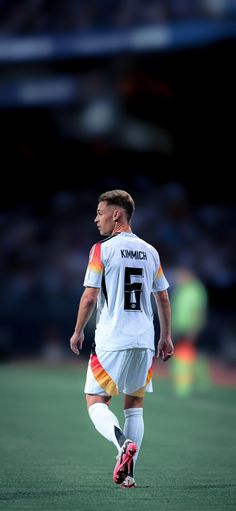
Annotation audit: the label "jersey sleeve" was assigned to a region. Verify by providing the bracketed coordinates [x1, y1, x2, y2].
[152, 263, 169, 291]
[83, 242, 104, 288]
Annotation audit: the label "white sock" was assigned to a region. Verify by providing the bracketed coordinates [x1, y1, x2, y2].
[123, 408, 144, 466]
[88, 403, 124, 450]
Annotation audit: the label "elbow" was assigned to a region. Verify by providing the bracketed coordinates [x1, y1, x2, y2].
[160, 295, 170, 307]
[83, 296, 97, 308]
[157, 290, 170, 305]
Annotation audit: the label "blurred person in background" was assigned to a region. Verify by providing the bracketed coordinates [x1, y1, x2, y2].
[70, 189, 174, 488]
[170, 267, 210, 396]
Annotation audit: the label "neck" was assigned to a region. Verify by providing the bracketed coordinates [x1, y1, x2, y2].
[112, 222, 132, 235]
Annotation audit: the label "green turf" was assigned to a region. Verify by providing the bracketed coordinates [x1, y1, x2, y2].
[0, 364, 236, 511]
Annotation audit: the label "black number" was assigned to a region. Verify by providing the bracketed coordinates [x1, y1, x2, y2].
[124, 267, 143, 311]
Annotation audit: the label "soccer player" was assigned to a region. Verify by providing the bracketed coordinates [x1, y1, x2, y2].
[70, 189, 174, 488]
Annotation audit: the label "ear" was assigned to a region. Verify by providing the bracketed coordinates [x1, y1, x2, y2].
[113, 209, 120, 221]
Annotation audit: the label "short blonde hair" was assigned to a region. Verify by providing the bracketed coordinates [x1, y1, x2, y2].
[98, 190, 135, 222]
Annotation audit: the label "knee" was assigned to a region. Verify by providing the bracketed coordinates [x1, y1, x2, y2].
[124, 395, 144, 409]
[86, 394, 111, 409]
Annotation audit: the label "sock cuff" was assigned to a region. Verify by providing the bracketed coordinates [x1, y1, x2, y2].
[124, 407, 143, 418]
[88, 402, 108, 418]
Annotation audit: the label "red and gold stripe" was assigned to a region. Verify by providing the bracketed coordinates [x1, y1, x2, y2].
[156, 264, 164, 279]
[90, 354, 118, 396]
[132, 359, 154, 397]
[88, 243, 104, 274]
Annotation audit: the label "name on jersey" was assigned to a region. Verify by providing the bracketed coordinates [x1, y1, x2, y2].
[120, 249, 147, 260]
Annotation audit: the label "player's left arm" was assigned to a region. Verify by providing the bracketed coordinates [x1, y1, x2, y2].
[70, 287, 100, 355]
[153, 289, 174, 361]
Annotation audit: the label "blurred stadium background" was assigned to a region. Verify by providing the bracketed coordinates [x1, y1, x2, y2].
[0, 1, 236, 510]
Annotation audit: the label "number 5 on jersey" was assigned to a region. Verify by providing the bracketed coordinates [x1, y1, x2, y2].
[124, 267, 143, 311]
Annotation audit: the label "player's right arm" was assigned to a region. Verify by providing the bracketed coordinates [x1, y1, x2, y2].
[70, 287, 100, 355]
[70, 242, 103, 356]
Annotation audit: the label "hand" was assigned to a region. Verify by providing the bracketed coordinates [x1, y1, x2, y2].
[70, 331, 84, 356]
[157, 337, 174, 362]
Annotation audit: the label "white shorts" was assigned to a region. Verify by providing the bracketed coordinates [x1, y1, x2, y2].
[84, 348, 155, 398]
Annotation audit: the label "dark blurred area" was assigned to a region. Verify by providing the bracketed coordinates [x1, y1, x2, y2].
[1, 177, 235, 364]
[0, 1, 235, 366]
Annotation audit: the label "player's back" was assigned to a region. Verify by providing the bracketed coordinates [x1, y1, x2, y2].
[89, 232, 168, 351]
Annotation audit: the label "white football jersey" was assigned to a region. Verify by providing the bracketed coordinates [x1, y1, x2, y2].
[83, 232, 169, 351]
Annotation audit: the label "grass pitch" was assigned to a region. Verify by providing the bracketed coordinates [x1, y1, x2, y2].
[0, 363, 236, 511]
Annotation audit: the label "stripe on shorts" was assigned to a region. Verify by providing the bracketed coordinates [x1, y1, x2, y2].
[131, 360, 153, 397]
[90, 353, 118, 396]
